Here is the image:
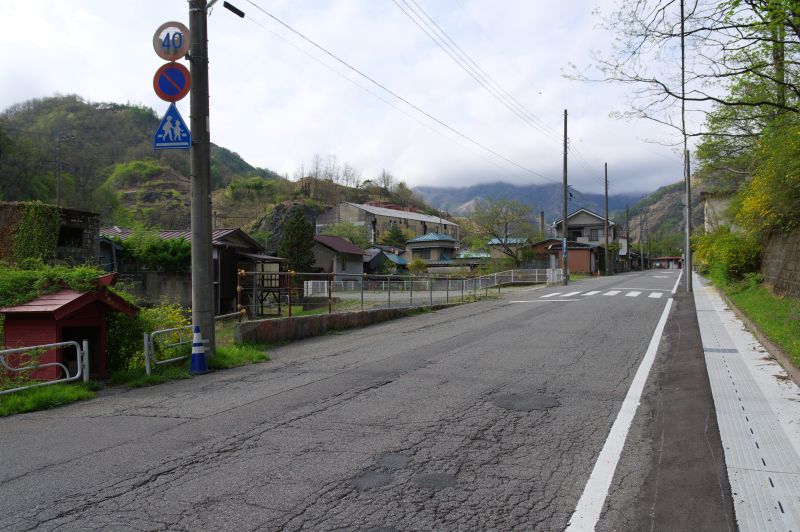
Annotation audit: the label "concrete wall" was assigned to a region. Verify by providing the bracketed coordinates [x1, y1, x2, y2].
[118, 272, 192, 307]
[236, 305, 450, 345]
[762, 229, 800, 297]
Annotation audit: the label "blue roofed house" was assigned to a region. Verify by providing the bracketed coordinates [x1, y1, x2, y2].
[402, 233, 458, 271]
[487, 236, 531, 260]
[363, 247, 408, 274]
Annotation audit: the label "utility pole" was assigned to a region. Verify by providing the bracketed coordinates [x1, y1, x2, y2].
[685, 149, 693, 289]
[625, 204, 630, 271]
[604, 162, 609, 275]
[562, 109, 569, 285]
[188, 0, 215, 355]
[55, 129, 62, 207]
[639, 212, 645, 270]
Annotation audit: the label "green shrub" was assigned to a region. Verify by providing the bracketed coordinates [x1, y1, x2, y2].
[0, 383, 95, 417]
[106, 302, 190, 372]
[693, 227, 761, 284]
[0, 263, 105, 307]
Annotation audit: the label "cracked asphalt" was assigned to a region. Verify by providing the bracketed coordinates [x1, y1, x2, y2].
[0, 271, 701, 530]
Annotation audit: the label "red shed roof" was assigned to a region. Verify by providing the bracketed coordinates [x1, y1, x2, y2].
[0, 288, 138, 320]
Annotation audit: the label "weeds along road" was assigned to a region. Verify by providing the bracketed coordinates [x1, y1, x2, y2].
[0, 270, 717, 530]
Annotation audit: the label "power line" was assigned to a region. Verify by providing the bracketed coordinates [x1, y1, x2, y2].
[241, 14, 524, 180]
[244, 0, 559, 184]
[392, 0, 561, 145]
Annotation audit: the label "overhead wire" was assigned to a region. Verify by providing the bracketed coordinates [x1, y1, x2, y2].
[240, 14, 523, 180]
[392, 0, 562, 145]
[243, 0, 559, 184]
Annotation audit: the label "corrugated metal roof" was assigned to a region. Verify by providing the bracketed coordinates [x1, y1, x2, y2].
[0, 288, 138, 319]
[313, 235, 365, 255]
[384, 252, 407, 265]
[487, 237, 529, 245]
[407, 232, 457, 243]
[347, 203, 457, 226]
[457, 250, 491, 259]
[100, 227, 253, 247]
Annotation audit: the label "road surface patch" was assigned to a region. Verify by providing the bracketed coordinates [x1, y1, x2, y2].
[352, 471, 393, 491]
[377, 453, 412, 469]
[492, 392, 559, 412]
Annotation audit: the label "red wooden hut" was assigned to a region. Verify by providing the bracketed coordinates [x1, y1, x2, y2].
[1, 281, 137, 380]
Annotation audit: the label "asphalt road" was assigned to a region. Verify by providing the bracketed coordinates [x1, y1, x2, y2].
[0, 270, 728, 530]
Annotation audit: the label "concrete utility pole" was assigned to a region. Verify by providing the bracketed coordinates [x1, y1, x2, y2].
[625, 204, 630, 271]
[604, 162, 609, 275]
[685, 149, 693, 290]
[188, 0, 215, 355]
[562, 109, 569, 285]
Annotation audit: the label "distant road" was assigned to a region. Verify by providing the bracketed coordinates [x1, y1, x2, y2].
[0, 270, 732, 530]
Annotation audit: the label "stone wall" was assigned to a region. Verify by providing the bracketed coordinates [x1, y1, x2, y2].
[235, 305, 451, 345]
[762, 229, 800, 297]
[118, 272, 192, 307]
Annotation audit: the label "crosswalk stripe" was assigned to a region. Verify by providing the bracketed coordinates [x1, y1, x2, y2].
[648, 292, 664, 299]
[625, 291, 642, 297]
[583, 291, 600, 296]
[603, 290, 620, 296]
[562, 291, 581, 297]
[540, 292, 562, 298]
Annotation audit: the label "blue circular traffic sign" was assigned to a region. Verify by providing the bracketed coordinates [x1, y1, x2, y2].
[153, 62, 191, 102]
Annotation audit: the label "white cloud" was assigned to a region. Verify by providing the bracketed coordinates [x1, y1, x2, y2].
[0, 0, 689, 196]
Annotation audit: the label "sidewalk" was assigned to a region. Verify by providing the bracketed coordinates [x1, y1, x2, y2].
[694, 273, 800, 530]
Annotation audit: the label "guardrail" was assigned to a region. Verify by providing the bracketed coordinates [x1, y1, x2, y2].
[143, 311, 244, 376]
[0, 340, 89, 395]
[240, 268, 562, 317]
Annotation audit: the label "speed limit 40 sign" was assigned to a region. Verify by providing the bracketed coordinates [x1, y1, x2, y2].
[153, 21, 190, 61]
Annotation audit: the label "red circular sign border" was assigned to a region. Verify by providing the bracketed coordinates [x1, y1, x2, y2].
[153, 62, 191, 102]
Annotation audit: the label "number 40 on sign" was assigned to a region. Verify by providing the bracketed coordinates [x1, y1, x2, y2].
[152, 21, 190, 61]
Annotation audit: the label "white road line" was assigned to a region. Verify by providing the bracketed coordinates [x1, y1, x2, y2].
[566, 297, 674, 531]
[583, 291, 600, 296]
[510, 299, 579, 303]
[625, 291, 642, 297]
[540, 292, 562, 298]
[671, 269, 683, 295]
[648, 292, 664, 299]
[611, 288, 668, 291]
[561, 291, 582, 297]
[602, 290, 620, 296]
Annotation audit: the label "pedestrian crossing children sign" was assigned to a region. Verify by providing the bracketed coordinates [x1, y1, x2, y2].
[153, 103, 191, 150]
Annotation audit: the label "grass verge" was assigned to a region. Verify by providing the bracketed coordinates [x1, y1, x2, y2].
[109, 363, 193, 388]
[209, 344, 269, 369]
[0, 383, 95, 417]
[725, 283, 800, 368]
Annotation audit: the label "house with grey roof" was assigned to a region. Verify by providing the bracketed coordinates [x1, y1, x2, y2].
[316, 202, 459, 244]
[312, 235, 365, 280]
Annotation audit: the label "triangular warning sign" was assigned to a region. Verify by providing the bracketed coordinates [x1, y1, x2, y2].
[153, 103, 192, 150]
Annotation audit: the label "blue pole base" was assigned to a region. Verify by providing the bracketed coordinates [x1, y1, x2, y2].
[189, 353, 209, 374]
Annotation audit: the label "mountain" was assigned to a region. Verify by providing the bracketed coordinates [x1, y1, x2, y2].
[414, 182, 642, 222]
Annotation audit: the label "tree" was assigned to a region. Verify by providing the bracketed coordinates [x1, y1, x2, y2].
[278, 208, 315, 272]
[321, 222, 370, 250]
[381, 224, 408, 248]
[470, 198, 534, 264]
[408, 258, 427, 275]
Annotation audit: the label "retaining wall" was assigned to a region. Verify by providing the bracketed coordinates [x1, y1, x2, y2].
[762, 229, 800, 298]
[235, 305, 451, 345]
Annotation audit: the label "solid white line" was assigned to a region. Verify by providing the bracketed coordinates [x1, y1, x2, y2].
[611, 287, 668, 291]
[671, 269, 683, 295]
[648, 292, 664, 299]
[583, 291, 600, 296]
[565, 297, 673, 531]
[510, 299, 579, 303]
[540, 292, 562, 298]
[625, 291, 642, 297]
[603, 290, 620, 296]
[562, 291, 582, 297]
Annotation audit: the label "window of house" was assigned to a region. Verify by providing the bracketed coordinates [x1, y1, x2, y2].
[57, 226, 84, 248]
[590, 229, 602, 241]
[415, 248, 431, 259]
[567, 229, 582, 241]
[340, 257, 347, 271]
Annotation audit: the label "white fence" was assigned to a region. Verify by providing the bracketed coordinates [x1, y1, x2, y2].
[0, 340, 89, 395]
[304, 269, 562, 297]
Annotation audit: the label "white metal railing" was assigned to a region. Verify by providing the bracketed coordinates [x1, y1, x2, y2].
[0, 340, 89, 395]
[143, 312, 243, 376]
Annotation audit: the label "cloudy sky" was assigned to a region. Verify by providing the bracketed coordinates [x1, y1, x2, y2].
[0, 0, 692, 195]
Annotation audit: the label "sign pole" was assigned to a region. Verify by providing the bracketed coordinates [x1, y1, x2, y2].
[188, 0, 215, 357]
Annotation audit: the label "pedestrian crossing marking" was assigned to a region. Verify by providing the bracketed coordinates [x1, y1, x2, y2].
[625, 291, 642, 297]
[649, 292, 664, 299]
[603, 290, 621, 296]
[562, 291, 581, 297]
[541, 292, 562, 298]
[583, 291, 600, 296]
